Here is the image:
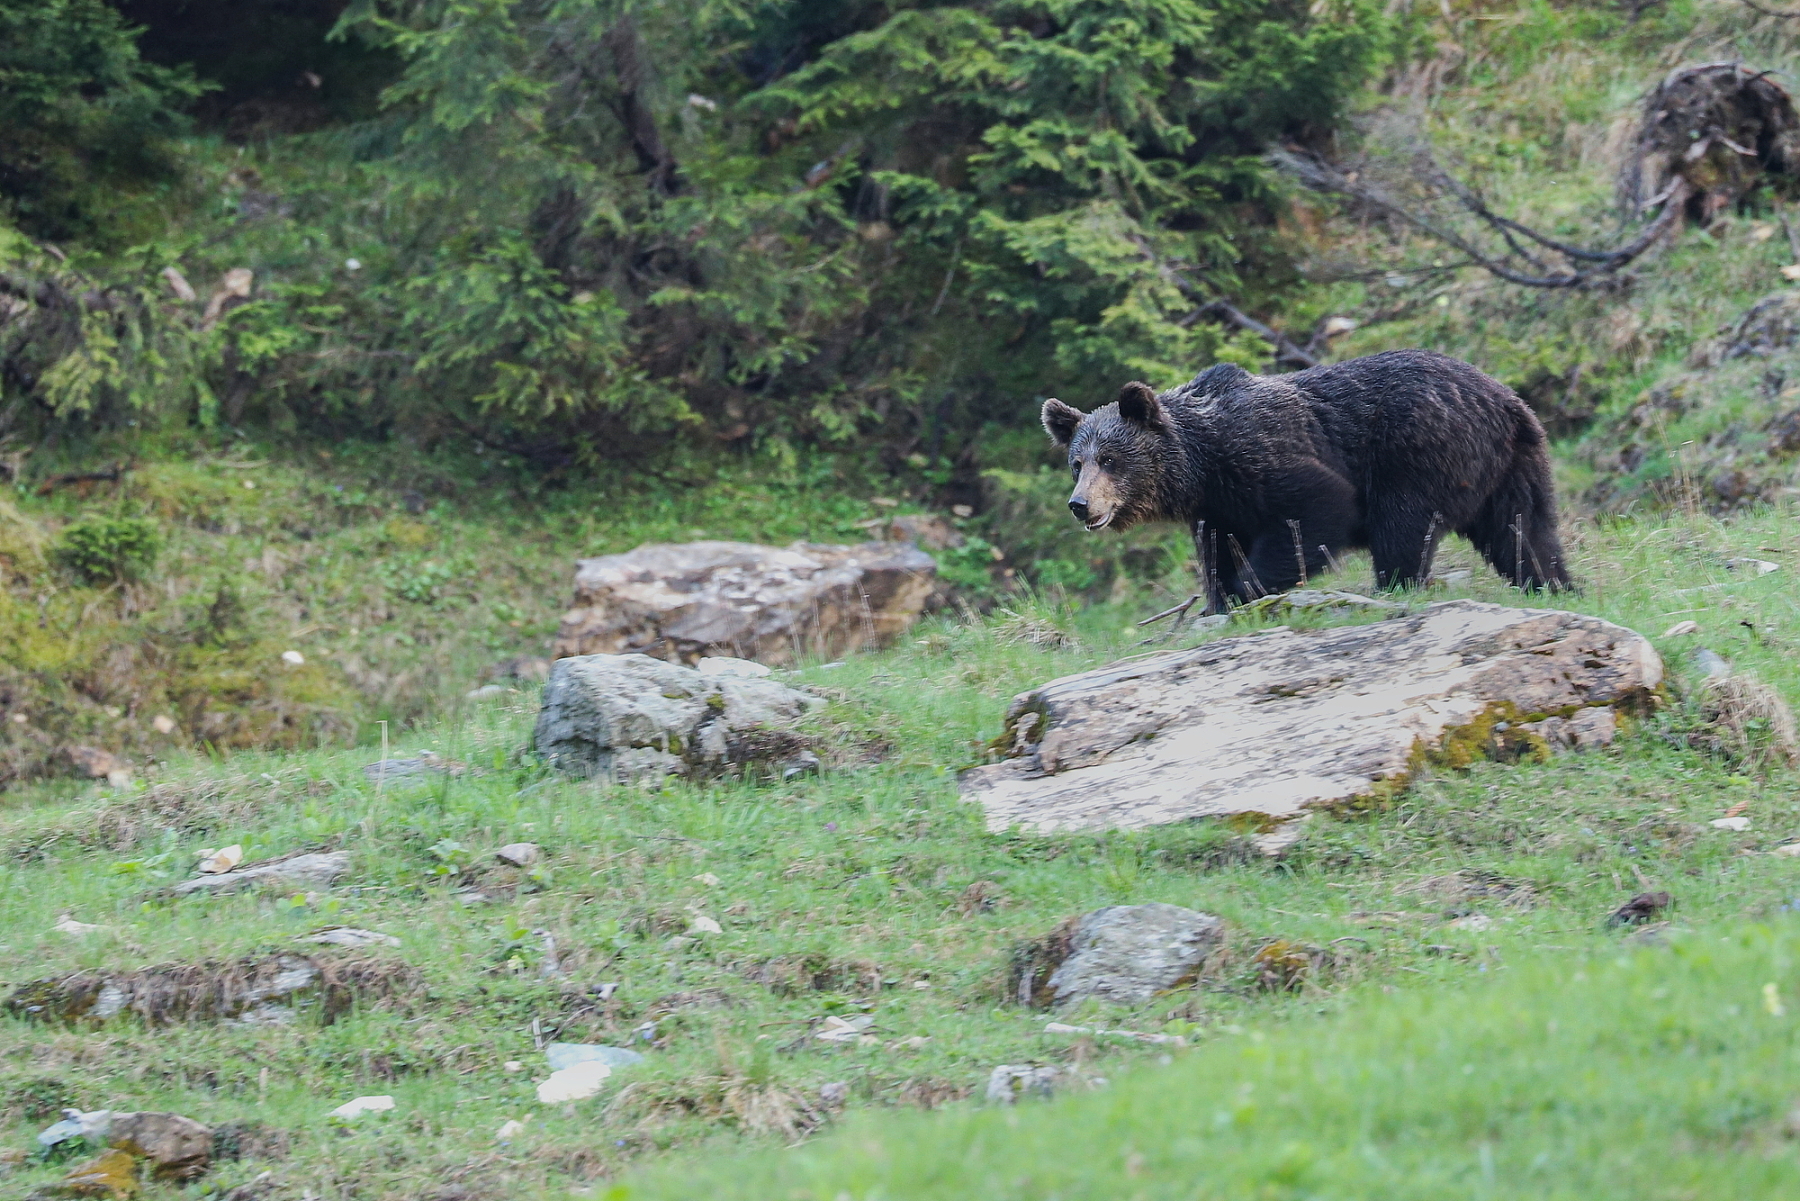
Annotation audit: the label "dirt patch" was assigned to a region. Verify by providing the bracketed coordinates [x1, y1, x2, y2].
[606, 1075, 832, 1141]
[0, 774, 305, 861]
[4, 953, 417, 1027]
[1607, 891, 1673, 927]
[956, 880, 1004, 915]
[894, 1077, 972, 1110]
[738, 954, 883, 997]
[1250, 939, 1320, 992]
[1002, 916, 1079, 1008]
[210, 1121, 291, 1164]
[1395, 869, 1539, 910]
[645, 988, 736, 1015]
[2, 1076, 77, 1123]
[1700, 673, 1799, 770]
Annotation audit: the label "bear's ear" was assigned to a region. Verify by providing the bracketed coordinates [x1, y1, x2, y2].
[1116, 381, 1165, 431]
[1041, 398, 1084, 448]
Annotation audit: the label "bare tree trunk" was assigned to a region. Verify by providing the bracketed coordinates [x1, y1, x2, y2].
[604, 17, 681, 196]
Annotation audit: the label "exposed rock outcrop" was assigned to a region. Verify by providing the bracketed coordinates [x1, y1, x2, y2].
[963, 600, 1661, 835]
[552, 540, 937, 665]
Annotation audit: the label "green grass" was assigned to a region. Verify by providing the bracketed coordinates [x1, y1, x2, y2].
[11, 5, 1800, 1196]
[621, 926, 1800, 1201]
[2, 504, 1799, 1198]
[0, 425, 1180, 787]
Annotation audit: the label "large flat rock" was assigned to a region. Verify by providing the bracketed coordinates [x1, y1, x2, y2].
[553, 540, 938, 665]
[962, 600, 1662, 833]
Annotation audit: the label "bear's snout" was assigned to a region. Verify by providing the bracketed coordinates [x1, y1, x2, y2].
[1067, 465, 1122, 531]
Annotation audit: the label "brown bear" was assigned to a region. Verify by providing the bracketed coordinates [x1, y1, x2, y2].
[1041, 348, 1571, 613]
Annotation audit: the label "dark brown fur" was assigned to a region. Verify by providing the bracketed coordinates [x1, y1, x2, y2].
[1042, 349, 1571, 612]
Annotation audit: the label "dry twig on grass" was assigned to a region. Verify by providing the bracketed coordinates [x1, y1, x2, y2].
[1700, 672, 1799, 769]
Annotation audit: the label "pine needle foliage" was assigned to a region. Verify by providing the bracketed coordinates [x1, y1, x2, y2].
[0, 0, 1407, 460]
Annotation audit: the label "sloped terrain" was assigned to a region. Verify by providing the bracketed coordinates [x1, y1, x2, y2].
[4, 511, 1800, 1198]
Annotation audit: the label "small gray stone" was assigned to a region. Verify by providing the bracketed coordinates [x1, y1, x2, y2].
[495, 843, 542, 868]
[986, 1064, 1061, 1104]
[92, 983, 128, 1019]
[1044, 903, 1224, 1008]
[362, 752, 462, 782]
[544, 1042, 646, 1071]
[301, 926, 400, 948]
[465, 684, 511, 701]
[781, 750, 822, 780]
[1694, 647, 1732, 679]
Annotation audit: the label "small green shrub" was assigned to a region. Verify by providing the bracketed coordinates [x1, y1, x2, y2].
[936, 537, 1000, 596]
[52, 514, 161, 583]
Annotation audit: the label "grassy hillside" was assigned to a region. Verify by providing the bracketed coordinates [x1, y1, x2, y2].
[621, 926, 1800, 1201]
[10, 0, 1800, 1197]
[0, 429, 1185, 788]
[3, 507, 1800, 1198]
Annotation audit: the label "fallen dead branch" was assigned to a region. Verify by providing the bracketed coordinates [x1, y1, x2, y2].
[1272, 147, 1684, 289]
[1273, 63, 1800, 293]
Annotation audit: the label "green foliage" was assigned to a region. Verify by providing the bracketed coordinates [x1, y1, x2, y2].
[51, 514, 161, 583]
[0, 0, 1403, 459]
[0, 0, 203, 242]
[935, 535, 1000, 595]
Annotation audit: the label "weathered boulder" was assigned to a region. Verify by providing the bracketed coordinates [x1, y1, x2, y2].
[552, 540, 937, 665]
[1042, 903, 1224, 1008]
[534, 653, 818, 782]
[963, 600, 1661, 834]
[106, 1113, 212, 1181]
[46, 1148, 138, 1199]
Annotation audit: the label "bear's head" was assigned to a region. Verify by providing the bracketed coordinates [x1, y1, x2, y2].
[1041, 380, 1169, 532]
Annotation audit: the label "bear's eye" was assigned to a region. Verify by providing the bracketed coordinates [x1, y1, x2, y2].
[1097, 455, 1115, 471]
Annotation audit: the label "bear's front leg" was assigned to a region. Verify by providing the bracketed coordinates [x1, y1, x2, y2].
[1194, 519, 1242, 615]
[1136, 520, 1231, 634]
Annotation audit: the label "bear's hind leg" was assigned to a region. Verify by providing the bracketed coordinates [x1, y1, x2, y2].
[1461, 459, 1572, 591]
[1368, 505, 1448, 592]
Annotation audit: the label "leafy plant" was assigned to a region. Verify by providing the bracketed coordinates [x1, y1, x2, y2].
[936, 536, 1001, 595]
[52, 514, 162, 584]
[381, 557, 463, 605]
[426, 838, 473, 879]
